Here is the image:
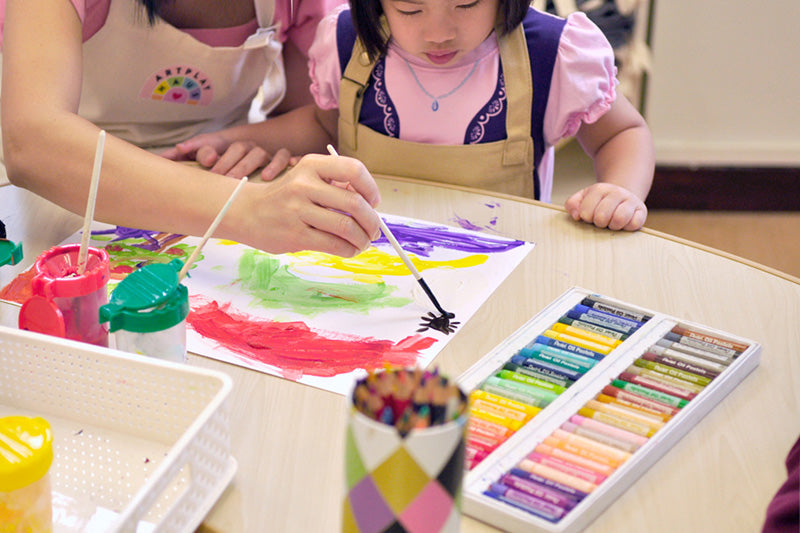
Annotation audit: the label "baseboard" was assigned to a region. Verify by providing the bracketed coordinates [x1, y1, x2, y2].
[646, 166, 800, 211]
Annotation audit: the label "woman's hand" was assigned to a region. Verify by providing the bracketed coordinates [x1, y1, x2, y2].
[230, 153, 383, 257]
[565, 182, 648, 231]
[160, 133, 297, 180]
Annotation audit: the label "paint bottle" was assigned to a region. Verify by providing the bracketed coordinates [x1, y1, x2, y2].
[0, 416, 54, 532]
[19, 243, 110, 346]
[100, 259, 189, 363]
[0, 219, 23, 267]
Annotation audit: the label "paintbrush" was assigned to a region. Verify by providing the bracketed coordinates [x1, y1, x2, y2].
[178, 176, 248, 281]
[325, 145, 456, 330]
[77, 130, 106, 275]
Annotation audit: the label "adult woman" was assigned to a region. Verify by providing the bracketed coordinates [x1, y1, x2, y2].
[0, 0, 381, 257]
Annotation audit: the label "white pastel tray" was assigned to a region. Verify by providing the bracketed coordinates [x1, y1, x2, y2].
[0, 325, 236, 532]
[458, 287, 761, 533]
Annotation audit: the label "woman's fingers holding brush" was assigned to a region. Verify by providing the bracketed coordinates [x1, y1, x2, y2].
[234, 154, 382, 257]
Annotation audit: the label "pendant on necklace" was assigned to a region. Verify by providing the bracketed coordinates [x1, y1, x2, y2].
[431, 100, 439, 112]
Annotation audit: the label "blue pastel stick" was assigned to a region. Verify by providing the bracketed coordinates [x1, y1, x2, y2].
[533, 335, 607, 362]
[510, 354, 583, 382]
[566, 304, 645, 334]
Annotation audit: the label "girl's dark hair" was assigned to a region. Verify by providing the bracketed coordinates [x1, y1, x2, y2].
[350, 0, 530, 61]
[136, 0, 169, 25]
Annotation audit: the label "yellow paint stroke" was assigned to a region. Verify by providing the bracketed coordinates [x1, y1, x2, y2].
[217, 239, 240, 246]
[288, 247, 487, 283]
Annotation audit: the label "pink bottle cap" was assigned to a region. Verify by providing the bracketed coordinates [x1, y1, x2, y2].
[29, 244, 109, 299]
[18, 295, 66, 338]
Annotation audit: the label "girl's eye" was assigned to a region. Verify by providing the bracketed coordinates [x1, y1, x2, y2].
[457, 0, 480, 8]
[397, 9, 422, 15]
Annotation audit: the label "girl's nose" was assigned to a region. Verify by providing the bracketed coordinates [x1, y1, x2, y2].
[423, 11, 457, 44]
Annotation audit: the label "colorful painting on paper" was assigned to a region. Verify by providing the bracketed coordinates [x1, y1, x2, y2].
[2, 214, 533, 394]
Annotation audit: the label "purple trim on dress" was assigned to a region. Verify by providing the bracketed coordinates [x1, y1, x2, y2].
[359, 58, 400, 138]
[465, 70, 507, 144]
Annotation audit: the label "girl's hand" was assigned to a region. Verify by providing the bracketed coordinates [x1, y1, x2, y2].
[565, 182, 648, 231]
[160, 133, 296, 180]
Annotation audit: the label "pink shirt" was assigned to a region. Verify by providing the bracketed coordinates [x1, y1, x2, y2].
[0, 0, 339, 50]
[309, 7, 617, 200]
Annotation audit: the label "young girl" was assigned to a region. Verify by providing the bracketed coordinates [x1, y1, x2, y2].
[166, 0, 655, 231]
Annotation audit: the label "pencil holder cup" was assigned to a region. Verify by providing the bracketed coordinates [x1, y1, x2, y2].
[100, 260, 189, 363]
[0, 416, 54, 533]
[19, 243, 110, 347]
[342, 389, 468, 532]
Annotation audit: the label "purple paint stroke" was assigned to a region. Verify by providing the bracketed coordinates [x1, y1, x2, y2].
[374, 220, 524, 257]
[91, 226, 184, 251]
[450, 215, 484, 232]
[484, 201, 501, 208]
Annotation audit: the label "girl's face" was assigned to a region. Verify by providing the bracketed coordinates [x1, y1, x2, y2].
[380, 0, 499, 66]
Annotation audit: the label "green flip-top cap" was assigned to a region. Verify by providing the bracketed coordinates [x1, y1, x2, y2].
[100, 259, 183, 322]
[0, 240, 23, 267]
[105, 283, 189, 333]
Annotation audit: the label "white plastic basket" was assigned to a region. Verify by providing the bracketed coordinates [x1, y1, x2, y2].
[0, 325, 236, 532]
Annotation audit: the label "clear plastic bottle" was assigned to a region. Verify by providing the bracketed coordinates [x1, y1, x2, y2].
[0, 416, 53, 533]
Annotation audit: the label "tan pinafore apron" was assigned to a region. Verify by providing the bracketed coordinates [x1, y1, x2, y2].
[337, 24, 534, 197]
[78, 0, 285, 149]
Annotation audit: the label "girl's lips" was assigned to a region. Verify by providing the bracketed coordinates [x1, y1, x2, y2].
[425, 51, 458, 65]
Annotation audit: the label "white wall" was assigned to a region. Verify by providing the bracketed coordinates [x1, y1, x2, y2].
[646, 1, 800, 166]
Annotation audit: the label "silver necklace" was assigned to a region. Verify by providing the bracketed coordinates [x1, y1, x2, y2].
[403, 57, 480, 112]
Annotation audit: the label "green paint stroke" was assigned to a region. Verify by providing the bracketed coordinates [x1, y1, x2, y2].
[237, 250, 411, 316]
[104, 241, 198, 274]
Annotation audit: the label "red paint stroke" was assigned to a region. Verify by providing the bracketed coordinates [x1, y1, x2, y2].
[187, 297, 437, 381]
[0, 267, 35, 304]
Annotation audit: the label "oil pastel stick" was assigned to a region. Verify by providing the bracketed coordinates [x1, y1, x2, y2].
[482, 376, 557, 408]
[594, 393, 673, 423]
[509, 354, 583, 383]
[502, 361, 573, 388]
[517, 459, 598, 494]
[508, 467, 589, 502]
[467, 432, 505, 455]
[534, 443, 616, 477]
[577, 406, 658, 438]
[663, 330, 742, 359]
[500, 472, 581, 510]
[566, 304, 645, 334]
[471, 389, 543, 418]
[497, 369, 568, 396]
[558, 316, 630, 341]
[580, 296, 653, 323]
[526, 451, 608, 485]
[610, 379, 690, 408]
[541, 330, 615, 355]
[633, 358, 713, 387]
[531, 336, 607, 362]
[468, 418, 515, 446]
[568, 414, 649, 448]
[520, 343, 597, 372]
[601, 385, 681, 416]
[640, 351, 722, 380]
[616, 372, 697, 402]
[584, 399, 666, 431]
[671, 325, 750, 353]
[550, 322, 622, 348]
[624, 366, 705, 393]
[485, 483, 566, 522]
[548, 430, 633, 466]
[653, 338, 734, 365]
[560, 421, 642, 453]
[465, 446, 489, 469]
[471, 398, 536, 424]
[470, 405, 525, 431]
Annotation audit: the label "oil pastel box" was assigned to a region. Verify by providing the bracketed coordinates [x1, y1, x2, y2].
[457, 287, 761, 533]
[0, 325, 236, 532]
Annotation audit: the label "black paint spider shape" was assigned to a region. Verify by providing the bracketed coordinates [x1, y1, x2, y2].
[417, 311, 460, 335]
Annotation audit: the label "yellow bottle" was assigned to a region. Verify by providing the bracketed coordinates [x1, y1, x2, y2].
[0, 416, 53, 533]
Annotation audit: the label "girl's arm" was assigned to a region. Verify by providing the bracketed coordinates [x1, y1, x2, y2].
[161, 106, 339, 180]
[2, 0, 379, 257]
[568, 93, 655, 231]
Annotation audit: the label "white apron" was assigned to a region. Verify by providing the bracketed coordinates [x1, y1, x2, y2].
[79, 0, 285, 149]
